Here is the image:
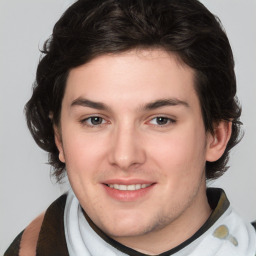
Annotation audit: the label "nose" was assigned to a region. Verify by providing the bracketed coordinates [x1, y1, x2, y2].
[108, 124, 146, 171]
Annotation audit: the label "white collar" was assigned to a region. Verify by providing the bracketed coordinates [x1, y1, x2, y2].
[64, 189, 256, 256]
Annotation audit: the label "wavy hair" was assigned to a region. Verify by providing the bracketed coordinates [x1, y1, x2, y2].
[25, 0, 242, 181]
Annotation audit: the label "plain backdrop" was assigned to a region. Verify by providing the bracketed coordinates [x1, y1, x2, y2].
[0, 0, 255, 254]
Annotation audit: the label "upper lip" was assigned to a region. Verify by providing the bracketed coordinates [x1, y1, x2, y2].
[102, 179, 155, 185]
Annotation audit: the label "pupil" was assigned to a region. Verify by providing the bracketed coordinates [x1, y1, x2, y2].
[91, 117, 102, 125]
[157, 117, 168, 125]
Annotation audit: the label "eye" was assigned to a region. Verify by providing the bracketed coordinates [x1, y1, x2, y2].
[82, 116, 107, 126]
[149, 116, 175, 126]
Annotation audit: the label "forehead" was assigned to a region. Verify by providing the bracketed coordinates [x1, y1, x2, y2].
[64, 49, 198, 110]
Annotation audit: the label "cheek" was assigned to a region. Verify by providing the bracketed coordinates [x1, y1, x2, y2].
[148, 128, 206, 177]
[62, 133, 107, 177]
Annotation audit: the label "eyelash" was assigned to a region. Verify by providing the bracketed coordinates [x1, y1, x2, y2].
[147, 116, 176, 127]
[80, 116, 108, 127]
[80, 115, 176, 128]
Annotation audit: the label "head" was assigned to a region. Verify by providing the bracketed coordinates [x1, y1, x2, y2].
[25, 0, 242, 252]
[25, 0, 241, 181]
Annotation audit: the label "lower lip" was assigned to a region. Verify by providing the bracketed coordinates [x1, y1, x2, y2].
[102, 184, 155, 201]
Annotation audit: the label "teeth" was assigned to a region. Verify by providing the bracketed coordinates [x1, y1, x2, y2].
[135, 184, 141, 190]
[107, 184, 151, 191]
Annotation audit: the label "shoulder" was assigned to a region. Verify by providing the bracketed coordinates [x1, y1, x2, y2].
[36, 193, 69, 255]
[4, 231, 24, 256]
[4, 212, 45, 256]
[4, 193, 68, 256]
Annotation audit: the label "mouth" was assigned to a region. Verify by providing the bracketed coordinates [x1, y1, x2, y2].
[102, 181, 155, 201]
[105, 183, 152, 191]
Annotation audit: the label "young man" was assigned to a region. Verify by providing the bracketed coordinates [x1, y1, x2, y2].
[5, 0, 256, 255]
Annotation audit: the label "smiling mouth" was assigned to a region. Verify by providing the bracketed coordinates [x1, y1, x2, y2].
[105, 184, 152, 191]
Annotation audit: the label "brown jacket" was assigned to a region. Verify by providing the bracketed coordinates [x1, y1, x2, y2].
[4, 194, 69, 256]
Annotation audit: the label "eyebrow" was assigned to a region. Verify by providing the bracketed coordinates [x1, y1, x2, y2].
[70, 97, 189, 111]
[142, 98, 189, 110]
[71, 98, 109, 110]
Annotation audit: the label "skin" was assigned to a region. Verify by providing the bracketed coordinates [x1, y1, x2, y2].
[55, 49, 231, 254]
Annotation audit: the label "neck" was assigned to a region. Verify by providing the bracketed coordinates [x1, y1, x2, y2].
[113, 185, 212, 255]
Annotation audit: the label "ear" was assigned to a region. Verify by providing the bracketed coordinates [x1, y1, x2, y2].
[206, 121, 232, 162]
[53, 125, 65, 163]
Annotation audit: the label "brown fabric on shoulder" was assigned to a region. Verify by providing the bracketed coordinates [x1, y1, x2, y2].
[36, 193, 69, 256]
[4, 194, 68, 256]
[4, 231, 24, 256]
[19, 212, 45, 256]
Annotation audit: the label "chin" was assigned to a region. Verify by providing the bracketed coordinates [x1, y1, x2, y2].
[106, 227, 147, 239]
[102, 210, 177, 240]
[100, 218, 150, 238]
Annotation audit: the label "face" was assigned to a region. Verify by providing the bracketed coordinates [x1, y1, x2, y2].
[55, 49, 216, 247]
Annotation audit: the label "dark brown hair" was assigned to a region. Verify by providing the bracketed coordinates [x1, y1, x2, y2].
[25, 0, 242, 181]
